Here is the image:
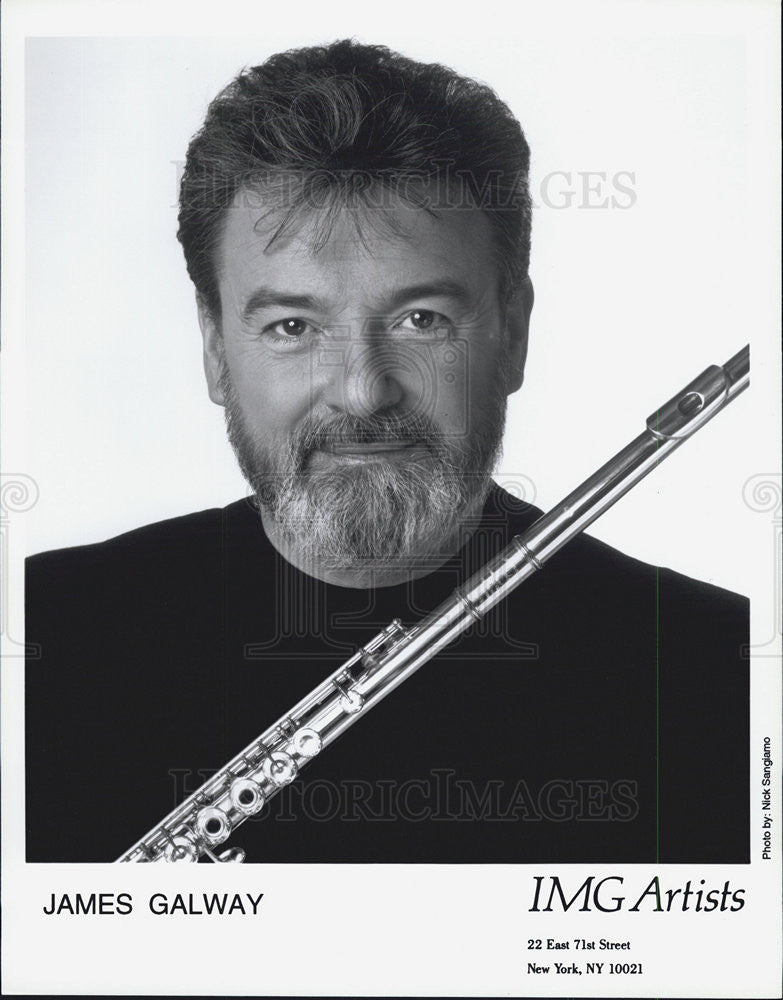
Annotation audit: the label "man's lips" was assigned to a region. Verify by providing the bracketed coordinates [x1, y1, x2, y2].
[322, 439, 421, 455]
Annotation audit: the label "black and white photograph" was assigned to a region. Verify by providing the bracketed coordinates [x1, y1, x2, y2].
[2, 0, 780, 995]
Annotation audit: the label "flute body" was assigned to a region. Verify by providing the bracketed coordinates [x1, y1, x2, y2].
[118, 346, 749, 863]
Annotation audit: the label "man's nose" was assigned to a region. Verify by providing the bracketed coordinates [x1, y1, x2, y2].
[321, 333, 405, 418]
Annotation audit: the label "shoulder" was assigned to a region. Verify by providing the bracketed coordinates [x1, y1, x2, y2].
[570, 530, 746, 612]
[25, 498, 260, 599]
[551, 531, 747, 654]
[488, 483, 748, 620]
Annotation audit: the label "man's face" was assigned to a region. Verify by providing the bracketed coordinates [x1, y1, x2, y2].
[199, 185, 530, 575]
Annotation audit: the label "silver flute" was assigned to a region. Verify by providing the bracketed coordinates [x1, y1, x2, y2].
[119, 345, 750, 863]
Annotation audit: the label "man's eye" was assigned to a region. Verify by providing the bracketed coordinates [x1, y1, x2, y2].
[264, 318, 315, 340]
[394, 310, 450, 333]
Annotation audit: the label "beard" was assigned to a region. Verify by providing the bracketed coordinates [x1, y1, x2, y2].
[219, 367, 507, 573]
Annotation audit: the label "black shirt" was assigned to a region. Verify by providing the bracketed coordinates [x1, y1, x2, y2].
[25, 487, 749, 863]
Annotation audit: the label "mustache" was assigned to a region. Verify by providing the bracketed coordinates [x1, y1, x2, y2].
[292, 412, 442, 454]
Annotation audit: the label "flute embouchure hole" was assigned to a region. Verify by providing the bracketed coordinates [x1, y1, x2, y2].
[678, 392, 704, 416]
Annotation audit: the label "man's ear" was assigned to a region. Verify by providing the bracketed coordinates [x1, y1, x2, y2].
[503, 276, 533, 395]
[196, 294, 226, 406]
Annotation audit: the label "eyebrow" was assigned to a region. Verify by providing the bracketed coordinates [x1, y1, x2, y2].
[241, 279, 474, 322]
[242, 289, 328, 321]
[385, 280, 474, 311]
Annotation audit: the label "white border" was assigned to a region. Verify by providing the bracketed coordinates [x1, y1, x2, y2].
[3, 1, 781, 996]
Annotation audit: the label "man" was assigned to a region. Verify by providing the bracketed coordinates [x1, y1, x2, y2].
[26, 39, 748, 863]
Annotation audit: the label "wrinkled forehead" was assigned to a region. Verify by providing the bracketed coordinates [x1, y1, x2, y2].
[215, 173, 502, 291]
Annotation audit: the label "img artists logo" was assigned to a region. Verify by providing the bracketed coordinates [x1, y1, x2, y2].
[529, 875, 745, 913]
